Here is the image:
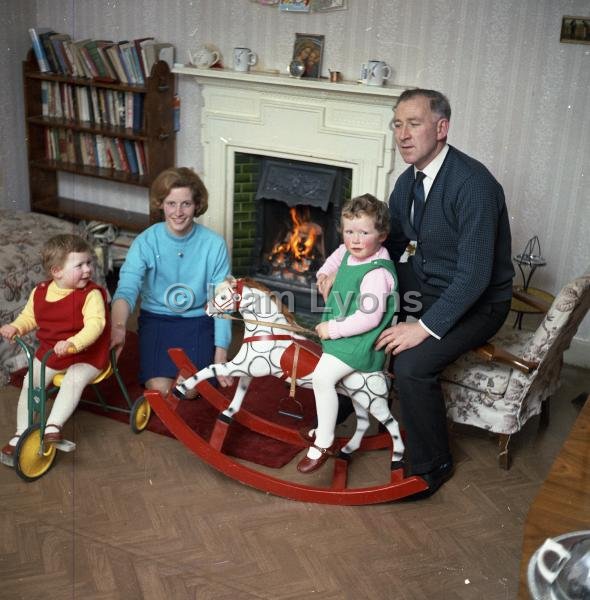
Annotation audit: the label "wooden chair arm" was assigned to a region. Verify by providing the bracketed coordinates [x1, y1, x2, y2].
[473, 343, 539, 374]
[512, 288, 552, 313]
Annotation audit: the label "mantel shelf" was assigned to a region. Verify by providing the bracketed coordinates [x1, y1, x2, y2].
[172, 64, 408, 99]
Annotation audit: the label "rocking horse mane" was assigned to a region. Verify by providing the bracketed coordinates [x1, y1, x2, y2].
[238, 277, 297, 326]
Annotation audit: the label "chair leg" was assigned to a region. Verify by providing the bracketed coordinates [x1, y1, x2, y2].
[539, 397, 550, 428]
[498, 433, 511, 470]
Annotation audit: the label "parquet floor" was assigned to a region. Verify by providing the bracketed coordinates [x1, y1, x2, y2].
[0, 365, 587, 600]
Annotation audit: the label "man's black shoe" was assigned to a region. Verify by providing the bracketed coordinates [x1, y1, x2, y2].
[403, 461, 454, 501]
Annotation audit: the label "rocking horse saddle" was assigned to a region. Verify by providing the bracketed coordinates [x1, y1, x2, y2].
[280, 339, 322, 381]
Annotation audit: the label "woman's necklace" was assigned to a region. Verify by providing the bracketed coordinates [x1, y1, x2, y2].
[177, 247, 184, 258]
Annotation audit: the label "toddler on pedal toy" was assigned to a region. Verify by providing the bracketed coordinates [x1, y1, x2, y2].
[0, 234, 110, 462]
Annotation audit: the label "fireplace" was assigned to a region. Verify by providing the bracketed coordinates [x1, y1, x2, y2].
[173, 66, 408, 313]
[247, 157, 350, 313]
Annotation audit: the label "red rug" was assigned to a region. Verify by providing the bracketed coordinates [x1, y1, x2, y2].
[9, 332, 318, 469]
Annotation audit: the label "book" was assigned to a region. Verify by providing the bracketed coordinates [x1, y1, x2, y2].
[40, 80, 50, 116]
[129, 44, 145, 85]
[124, 139, 139, 174]
[89, 87, 100, 125]
[83, 39, 116, 81]
[95, 41, 118, 81]
[114, 138, 130, 172]
[134, 141, 146, 176]
[39, 30, 60, 73]
[95, 135, 108, 168]
[116, 42, 135, 83]
[61, 41, 80, 77]
[28, 28, 51, 72]
[134, 37, 154, 79]
[70, 39, 93, 78]
[132, 93, 144, 131]
[49, 33, 72, 75]
[79, 45, 100, 79]
[107, 138, 122, 171]
[118, 41, 137, 84]
[124, 92, 134, 129]
[65, 129, 76, 163]
[104, 43, 129, 84]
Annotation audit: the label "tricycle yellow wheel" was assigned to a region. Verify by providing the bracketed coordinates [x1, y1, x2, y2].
[15, 424, 57, 482]
[130, 395, 151, 433]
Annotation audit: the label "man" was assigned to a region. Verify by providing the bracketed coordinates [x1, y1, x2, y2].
[377, 89, 514, 498]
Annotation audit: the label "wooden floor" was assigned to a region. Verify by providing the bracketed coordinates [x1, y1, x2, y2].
[0, 365, 588, 600]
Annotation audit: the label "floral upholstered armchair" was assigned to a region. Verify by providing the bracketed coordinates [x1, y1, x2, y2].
[441, 271, 590, 469]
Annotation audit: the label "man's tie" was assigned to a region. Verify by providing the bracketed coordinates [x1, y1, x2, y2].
[412, 171, 426, 231]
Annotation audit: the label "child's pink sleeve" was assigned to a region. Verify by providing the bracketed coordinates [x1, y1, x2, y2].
[317, 244, 347, 278]
[327, 267, 395, 339]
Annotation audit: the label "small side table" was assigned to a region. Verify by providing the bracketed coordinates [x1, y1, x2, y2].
[510, 286, 555, 329]
[512, 238, 551, 329]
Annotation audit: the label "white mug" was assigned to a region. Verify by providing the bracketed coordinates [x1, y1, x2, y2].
[233, 47, 257, 72]
[188, 45, 220, 68]
[365, 60, 391, 86]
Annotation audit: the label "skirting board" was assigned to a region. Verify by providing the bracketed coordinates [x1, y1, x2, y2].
[565, 338, 590, 369]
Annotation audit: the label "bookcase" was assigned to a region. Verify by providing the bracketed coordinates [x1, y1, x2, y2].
[23, 49, 176, 231]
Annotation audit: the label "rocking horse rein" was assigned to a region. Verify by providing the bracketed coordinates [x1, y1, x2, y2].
[216, 313, 319, 339]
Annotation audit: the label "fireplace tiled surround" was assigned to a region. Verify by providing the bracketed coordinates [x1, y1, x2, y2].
[173, 67, 408, 253]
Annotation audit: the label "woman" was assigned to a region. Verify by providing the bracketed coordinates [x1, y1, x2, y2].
[110, 167, 232, 395]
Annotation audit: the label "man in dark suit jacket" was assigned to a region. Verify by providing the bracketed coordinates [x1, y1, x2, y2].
[377, 89, 514, 497]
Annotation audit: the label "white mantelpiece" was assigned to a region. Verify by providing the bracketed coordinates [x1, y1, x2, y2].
[173, 66, 408, 247]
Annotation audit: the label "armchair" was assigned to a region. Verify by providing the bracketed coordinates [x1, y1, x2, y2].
[441, 272, 590, 469]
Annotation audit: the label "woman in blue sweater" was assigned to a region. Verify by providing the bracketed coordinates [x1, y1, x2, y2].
[110, 167, 232, 395]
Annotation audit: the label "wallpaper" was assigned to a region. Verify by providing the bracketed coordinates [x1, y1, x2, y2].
[0, 0, 588, 350]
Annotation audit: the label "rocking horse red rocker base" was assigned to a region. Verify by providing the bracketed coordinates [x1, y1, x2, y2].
[145, 278, 428, 505]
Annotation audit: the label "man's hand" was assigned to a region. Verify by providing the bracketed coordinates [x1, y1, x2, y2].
[317, 273, 336, 302]
[214, 347, 233, 387]
[375, 322, 430, 354]
[315, 321, 331, 340]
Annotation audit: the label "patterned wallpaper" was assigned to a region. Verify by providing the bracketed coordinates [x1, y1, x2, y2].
[1, 0, 588, 349]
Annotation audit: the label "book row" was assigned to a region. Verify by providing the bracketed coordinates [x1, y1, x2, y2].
[28, 28, 175, 84]
[41, 81, 144, 131]
[44, 129, 148, 176]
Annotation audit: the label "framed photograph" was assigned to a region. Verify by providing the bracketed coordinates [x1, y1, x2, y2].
[313, 0, 347, 12]
[560, 15, 590, 44]
[279, 0, 311, 12]
[292, 33, 324, 78]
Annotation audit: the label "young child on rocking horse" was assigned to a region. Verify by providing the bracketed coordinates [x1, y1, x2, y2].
[297, 194, 398, 473]
[0, 234, 110, 461]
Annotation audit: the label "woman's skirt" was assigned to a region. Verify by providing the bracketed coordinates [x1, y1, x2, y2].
[137, 310, 215, 384]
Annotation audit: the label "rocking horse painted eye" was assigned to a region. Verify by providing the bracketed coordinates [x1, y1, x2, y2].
[232, 293, 242, 302]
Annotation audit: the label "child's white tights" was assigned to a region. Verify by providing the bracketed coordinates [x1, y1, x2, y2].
[307, 353, 354, 460]
[8, 359, 101, 445]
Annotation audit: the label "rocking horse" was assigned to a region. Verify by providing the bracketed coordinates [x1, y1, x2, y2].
[145, 277, 429, 504]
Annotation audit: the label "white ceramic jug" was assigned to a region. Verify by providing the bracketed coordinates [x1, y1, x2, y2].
[188, 45, 220, 68]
